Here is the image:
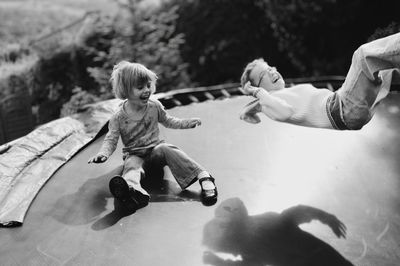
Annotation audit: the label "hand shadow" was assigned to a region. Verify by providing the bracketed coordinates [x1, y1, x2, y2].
[202, 198, 353, 266]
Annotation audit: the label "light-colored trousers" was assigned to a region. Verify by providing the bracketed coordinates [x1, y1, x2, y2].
[122, 143, 204, 197]
[337, 32, 400, 129]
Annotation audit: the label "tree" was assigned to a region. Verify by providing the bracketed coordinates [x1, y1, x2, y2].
[86, 0, 191, 93]
[265, 0, 400, 76]
[169, 0, 289, 86]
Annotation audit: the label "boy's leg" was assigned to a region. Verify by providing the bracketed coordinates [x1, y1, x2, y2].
[337, 32, 400, 129]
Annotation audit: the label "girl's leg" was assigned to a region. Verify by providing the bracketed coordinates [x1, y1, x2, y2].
[337, 32, 400, 129]
[142, 154, 165, 189]
[147, 143, 204, 189]
[122, 155, 150, 203]
[147, 143, 217, 205]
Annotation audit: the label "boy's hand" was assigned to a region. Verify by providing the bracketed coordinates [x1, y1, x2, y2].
[243, 81, 259, 96]
[88, 154, 108, 164]
[240, 99, 262, 124]
[188, 118, 202, 128]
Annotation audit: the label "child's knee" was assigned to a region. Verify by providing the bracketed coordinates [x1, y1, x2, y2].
[123, 166, 143, 176]
[153, 143, 176, 155]
[152, 143, 168, 155]
[343, 108, 372, 130]
[352, 46, 366, 66]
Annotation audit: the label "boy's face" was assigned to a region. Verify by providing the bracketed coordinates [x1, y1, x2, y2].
[127, 81, 152, 105]
[250, 61, 285, 92]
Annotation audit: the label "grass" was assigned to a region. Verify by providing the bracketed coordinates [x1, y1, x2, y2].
[0, 0, 161, 79]
[0, 0, 162, 52]
[0, 0, 118, 12]
[0, 0, 120, 99]
[0, 0, 119, 50]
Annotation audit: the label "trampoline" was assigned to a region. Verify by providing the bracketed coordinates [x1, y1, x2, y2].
[0, 83, 399, 265]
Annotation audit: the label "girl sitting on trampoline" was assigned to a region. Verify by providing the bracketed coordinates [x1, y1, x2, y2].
[240, 32, 400, 130]
[88, 61, 218, 211]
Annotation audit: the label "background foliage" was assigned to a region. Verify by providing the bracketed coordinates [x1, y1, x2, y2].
[166, 0, 287, 85]
[264, 0, 400, 76]
[85, 0, 191, 94]
[0, 0, 399, 127]
[168, 0, 400, 82]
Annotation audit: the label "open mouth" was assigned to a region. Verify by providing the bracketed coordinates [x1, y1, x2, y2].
[140, 94, 150, 101]
[272, 74, 280, 83]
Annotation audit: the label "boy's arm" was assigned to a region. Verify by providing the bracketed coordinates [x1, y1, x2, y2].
[240, 99, 262, 124]
[243, 82, 293, 122]
[254, 89, 294, 122]
[156, 100, 201, 129]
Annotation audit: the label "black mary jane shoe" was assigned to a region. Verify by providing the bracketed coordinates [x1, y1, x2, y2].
[132, 190, 150, 209]
[109, 175, 139, 212]
[199, 176, 218, 206]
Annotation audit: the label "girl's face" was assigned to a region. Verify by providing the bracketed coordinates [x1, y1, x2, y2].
[250, 61, 285, 91]
[127, 81, 153, 105]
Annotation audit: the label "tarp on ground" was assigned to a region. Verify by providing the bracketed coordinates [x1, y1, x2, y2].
[0, 99, 122, 227]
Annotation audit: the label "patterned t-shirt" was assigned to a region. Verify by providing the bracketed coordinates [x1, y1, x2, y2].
[98, 97, 194, 157]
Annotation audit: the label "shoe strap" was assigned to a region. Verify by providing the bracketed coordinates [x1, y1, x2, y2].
[199, 176, 215, 184]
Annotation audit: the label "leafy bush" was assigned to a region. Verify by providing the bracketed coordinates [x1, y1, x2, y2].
[27, 46, 76, 123]
[167, 0, 287, 86]
[368, 22, 400, 42]
[264, 0, 400, 76]
[0, 55, 37, 100]
[60, 87, 100, 117]
[0, 43, 30, 63]
[166, 0, 400, 81]
[82, 0, 191, 93]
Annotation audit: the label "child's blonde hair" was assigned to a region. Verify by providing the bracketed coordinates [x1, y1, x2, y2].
[240, 58, 265, 87]
[110, 61, 158, 99]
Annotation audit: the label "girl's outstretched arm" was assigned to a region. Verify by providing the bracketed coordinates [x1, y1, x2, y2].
[90, 115, 120, 162]
[156, 99, 201, 129]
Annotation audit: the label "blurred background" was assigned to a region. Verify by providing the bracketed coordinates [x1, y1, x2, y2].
[0, 0, 399, 144]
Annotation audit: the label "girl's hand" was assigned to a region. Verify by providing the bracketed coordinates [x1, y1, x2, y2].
[242, 81, 259, 96]
[188, 118, 202, 128]
[88, 154, 108, 164]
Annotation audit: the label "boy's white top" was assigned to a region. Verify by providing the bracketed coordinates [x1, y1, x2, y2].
[257, 84, 334, 129]
[98, 97, 195, 157]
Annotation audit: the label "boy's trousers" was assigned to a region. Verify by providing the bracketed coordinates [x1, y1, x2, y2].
[336, 32, 400, 129]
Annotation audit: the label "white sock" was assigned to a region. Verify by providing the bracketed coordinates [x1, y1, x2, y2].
[198, 171, 210, 179]
[198, 171, 215, 190]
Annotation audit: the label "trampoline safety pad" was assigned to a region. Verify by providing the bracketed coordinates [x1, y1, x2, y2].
[0, 94, 400, 265]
